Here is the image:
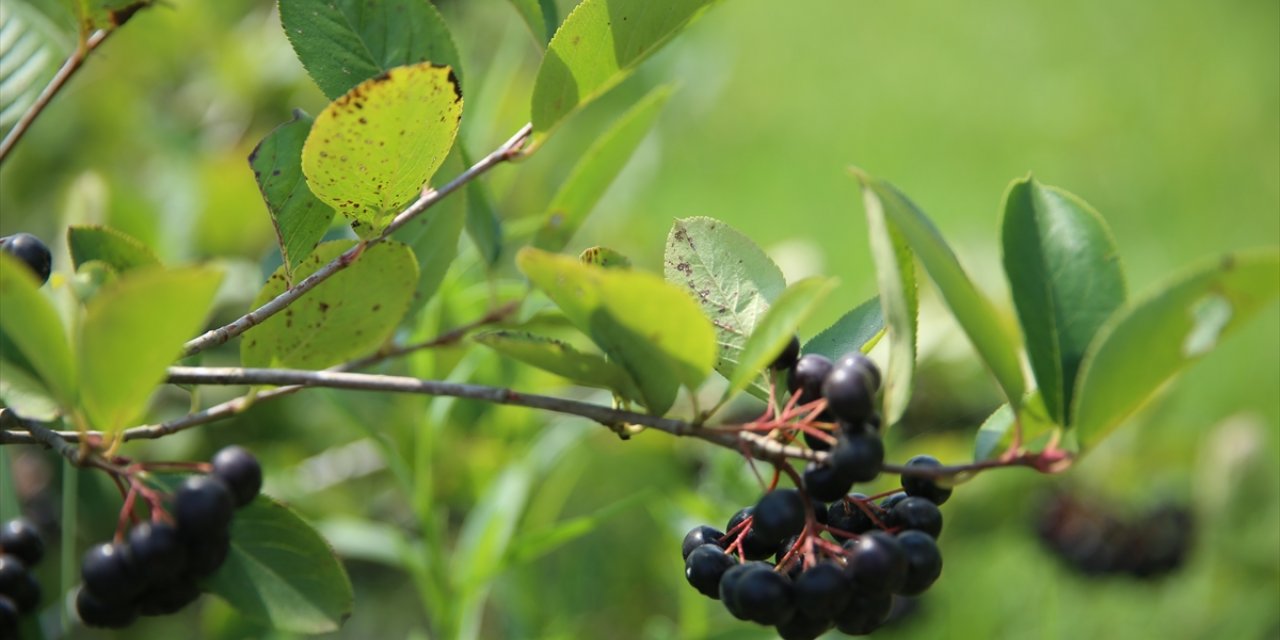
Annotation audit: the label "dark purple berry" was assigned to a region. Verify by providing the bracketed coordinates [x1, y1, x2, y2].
[879, 492, 909, 511]
[803, 461, 853, 503]
[136, 575, 201, 616]
[718, 561, 767, 620]
[896, 531, 943, 595]
[810, 498, 829, 526]
[821, 354, 878, 424]
[0, 595, 17, 637]
[75, 585, 137, 628]
[211, 446, 262, 508]
[901, 455, 952, 505]
[753, 489, 806, 544]
[80, 543, 143, 605]
[684, 544, 736, 599]
[0, 555, 39, 613]
[844, 530, 907, 595]
[776, 609, 831, 640]
[771, 335, 802, 371]
[831, 433, 883, 484]
[128, 521, 186, 584]
[734, 563, 796, 625]
[788, 354, 833, 404]
[726, 507, 781, 561]
[185, 530, 231, 578]
[833, 590, 892, 635]
[827, 497, 876, 538]
[836, 352, 880, 390]
[0, 233, 52, 285]
[802, 427, 834, 451]
[173, 475, 234, 537]
[0, 519, 43, 567]
[681, 525, 724, 560]
[889, 496, 943, 539]
[794, 561, 851, 619]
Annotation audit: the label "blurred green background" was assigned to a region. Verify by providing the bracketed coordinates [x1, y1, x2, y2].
[1, 0, 1277, 638]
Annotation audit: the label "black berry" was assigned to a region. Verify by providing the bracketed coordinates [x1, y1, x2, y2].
[726, 507, 780, 561]
[718, 561, 766, 620]
[75, 585, 137, 629]
[173, 475, 235, 537]
[684, 544, 736, 599]
[831, 433, 883, 484]
[681, 525, 724, 560]
[733, 563, 796, 625]
[211, 446, 262, 508]
[787, 354, 833, 404]
[128, 521, 187, 584]
[793, 561, 851, 619]
[0, 555, 39, 613]
[185, 530, 231, 578]
[0, 596, 17, 638]
[80, 543, 144, 605]
[771, 335, 801, 371]
[776, 609, 831, 640]
[803, 461, 853, 503]
[832, 590, 892, 635]
[896, 531, 943, 595]
[0, 519, 43, 567]
[136, 575, 201, 616]
[821, 353, 878, 424]
[879, 492, 909, 511]
[0, 233, 52, 285]
[844, 530, 907, 595]
[889, 496, 943, 539]
[827, 497, 876, 537]
[752, 489, 806, 544]
[901, 455, 952, 505]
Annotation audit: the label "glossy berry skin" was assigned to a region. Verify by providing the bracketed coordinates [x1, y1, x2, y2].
[844, 530, 907, 595]
[827, 496, 876, 537]
[889, 496, 944, 539]
[821, 354, 878, 424]
[879, 492, 909, 511]
[787, 354, 833, 404]
[80, 543, 144, 605]
[0, 595, 17, 638]
[835, 353, 881, 390]
[75, 586, 137, 629]
[0, 555, 40, 613]
[174, 475, 235, 537]
[684, 544, 736, 599]
[776, 609, 831, 640]
[771, 335, 802, 371]
[0, 519, 43, 567]
[726, 508, 781, 561]
[211, 446, 262, 508]
[794, 561, 852, 619]
[128, 521, 187, 583]
[896, 531, 943, 595]
[804, 462, 853, 503]
[681, 525, 724, 560]
[753, 489, 806, 544]
[733, 564, 796, 625]
[718, 562, 767, 620]
[0, 233, 52, 285]
[831, 433, 883, 484]
[901, 455, 953, 505]
[833, 590, 892, 635]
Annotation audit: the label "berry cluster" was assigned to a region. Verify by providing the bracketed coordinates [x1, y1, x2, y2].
[0, 233, 52, 286]
[1035, 490, 1193, 579]
[0, 518, 45, 637]
[75, 446, 262, 629]
[679, 344, 958, 638]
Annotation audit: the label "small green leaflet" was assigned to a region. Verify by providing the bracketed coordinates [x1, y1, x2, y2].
[0, 253, 76, 405]
[302, 63, 462, 239]
[473, 331, 643, 404]
[67, 224, 160, 274]
[241, 240, 418, 370]
[664, 217, 786, 400]
[529, 0, 716, 144]
[250, 110, 335, 278]
[802, 297, 885, 359]
[724, 277, 835, 401]
[205, 495, 354, 633]
[1071, 250, 1279, 451]
[278, 0, 462, 100]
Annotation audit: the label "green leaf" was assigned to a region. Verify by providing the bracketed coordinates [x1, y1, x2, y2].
[64, 0, 150, 35]
[530, 0, 716, 142]
[0, 254, 76, 405]
[301, 63, 463, 238]
[278, 0, 462, 100]
[465, 176, 503, 266]
[241, 240, 418, 370]
[474, 330, 642, 402]
[972, 391, 1057, 461]
[393, 203, 466, 322]
[205, 496, 354, 633]
[858, 175, 918, 426]
[1, 1, 72, 132]
[533, 85, 673, 252]
[802, 297, 885, 359]
[501, 489, 652, 570]
[725, 277, 835, 400]
[518, 248, 716, 414]
[79, 267, 221, 433]
[664, 216, 787, 400]
[1001, 177, 1126, 424]
[315, 517, 418, 569]
[506, 0, 558, 45]
[0, 358, 61, 421]
[856, 170, 1025, 408]
[250, 110, 335, 277]
[1072, 250, 1280, 451]
[67, 224, 159, 274]
[579, 246, 631, 269]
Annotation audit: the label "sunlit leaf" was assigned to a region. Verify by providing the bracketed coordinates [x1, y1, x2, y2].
[65, 0, 151, 35]
[579, 246, 631, 269]
[67, 224, 159, 274]
[474, 330, 642, 403]
[506, 0, 558, 46]
[802, 296, 885, 359]
[250, 110, 335, 277]
[857, 176, 917, 426]
[725, 277, 835, 400]
[0, 1, 71, 132]
[0, 253, 75, 405]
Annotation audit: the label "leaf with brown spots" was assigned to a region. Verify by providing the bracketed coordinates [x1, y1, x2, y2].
[301, 63, 462, 239]
[241, 240, 418, 370]
[250, 110, 334, 278]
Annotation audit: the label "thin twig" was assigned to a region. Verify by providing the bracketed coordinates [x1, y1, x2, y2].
[180, 123, 534, 357]
[0, 30, 111, 165]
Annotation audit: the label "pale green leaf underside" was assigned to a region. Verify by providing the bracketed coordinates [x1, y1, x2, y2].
[725, 277, 835, 400]
[67, 224, 160, 274]
[858, 178, 918, 426]
[474, 330, 643, 404]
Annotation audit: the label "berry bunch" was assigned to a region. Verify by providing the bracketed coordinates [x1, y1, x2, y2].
[75, 446, 262, 629]
[1034, 490, 1193, 579]
[0, 518, 45, 637]
[0, 233, 52, 286]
